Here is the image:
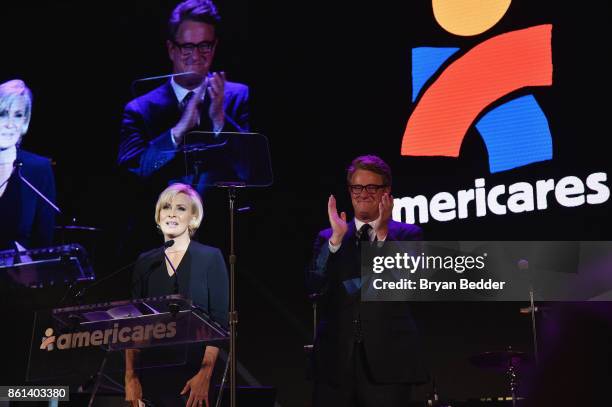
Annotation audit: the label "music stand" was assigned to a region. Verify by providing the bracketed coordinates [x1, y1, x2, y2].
[183, 131, 273, 407]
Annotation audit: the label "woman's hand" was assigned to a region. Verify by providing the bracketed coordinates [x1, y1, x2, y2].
[180, 367, 212, 407]
[125, 371, 143, 407]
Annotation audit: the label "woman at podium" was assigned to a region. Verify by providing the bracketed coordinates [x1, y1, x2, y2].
[0, 79, 56, 250]
[126, 182, 229, 406]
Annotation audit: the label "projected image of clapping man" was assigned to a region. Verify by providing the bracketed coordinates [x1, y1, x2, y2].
[118, 0, 249, 187]
[116, 0, 250, 255]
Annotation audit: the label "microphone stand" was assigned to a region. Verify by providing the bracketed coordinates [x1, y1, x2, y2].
[186, 130, 271, 407]
[528, 285, 539, 365]
[215, 182, 245, 407]
[518, 259, 539, 366]
[227, 185, 241, 407]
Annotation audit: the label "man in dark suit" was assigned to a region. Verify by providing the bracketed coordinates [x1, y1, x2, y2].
[308, 155, 428, 406]
[118, 0, 249, 187]
[117, 0, 249, 254]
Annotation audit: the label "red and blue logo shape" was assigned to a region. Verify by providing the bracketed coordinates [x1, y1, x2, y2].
[402, 2, 553, 173]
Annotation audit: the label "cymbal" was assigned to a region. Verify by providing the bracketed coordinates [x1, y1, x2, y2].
[469, 350, 531, 369]
[55, 225, 102, 232]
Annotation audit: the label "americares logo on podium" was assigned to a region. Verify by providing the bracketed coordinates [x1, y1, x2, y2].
[38, 322, 177, 351]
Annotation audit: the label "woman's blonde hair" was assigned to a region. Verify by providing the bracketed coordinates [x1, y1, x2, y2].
[154, 183, 204, 236]
[0, 79, 33, 144]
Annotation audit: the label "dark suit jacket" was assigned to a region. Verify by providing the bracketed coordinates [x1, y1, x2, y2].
[0, 150, 56, 250]
[118, 80, 249, 180]
[307, 220, 428, 384]
[132, 240, 229, 329]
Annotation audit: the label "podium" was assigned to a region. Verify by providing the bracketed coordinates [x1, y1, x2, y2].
[0, 243, 94, 288]
[28, 295, 228, 405]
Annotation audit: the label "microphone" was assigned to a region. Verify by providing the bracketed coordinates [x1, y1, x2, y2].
[72, 258, 139, 303]
[163, 240, 178, 289]
[11, 154, 68, 245]
[74, 241, 175, 303]
[162, 239, 181, 316]
[130, 71, 204, 98]
[130, 72, 246, 132]
[15, 157, 61, 214]
[133, 240, 177, 297]
[133, 71, 200, 83]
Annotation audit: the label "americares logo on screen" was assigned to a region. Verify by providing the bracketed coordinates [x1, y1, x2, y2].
[395, 0, 609, 224]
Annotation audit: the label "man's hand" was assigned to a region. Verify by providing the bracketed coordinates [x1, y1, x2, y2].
[375, 193, 393, 240]
[124, 371, 143, 407]
[172, 78, 208, 144]
[328, 195, 348, 246]
[180, 368, 211, 407]
[207, 72, 225, 130]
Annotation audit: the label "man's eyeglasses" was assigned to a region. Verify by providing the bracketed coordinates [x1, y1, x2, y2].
[172, 40, 215, 56]
[349, 184, 387, 195]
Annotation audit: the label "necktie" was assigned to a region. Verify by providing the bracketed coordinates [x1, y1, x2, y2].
[357, 223, 372, 244]
[354, 223, 372, 342]
[179, 91, 194, 111]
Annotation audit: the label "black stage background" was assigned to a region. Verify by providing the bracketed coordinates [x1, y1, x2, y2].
[2, 1, 611, 405]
